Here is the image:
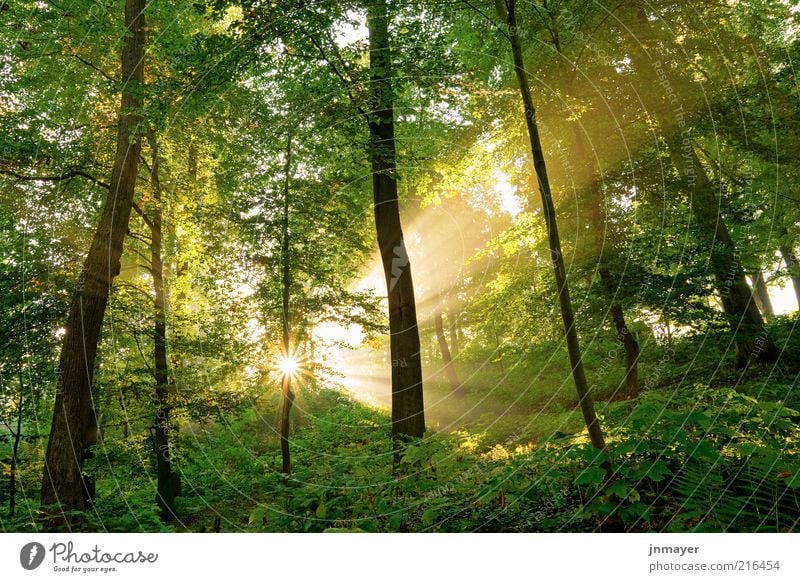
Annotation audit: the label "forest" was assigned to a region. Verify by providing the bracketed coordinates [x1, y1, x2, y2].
[1, 0, 799, 533]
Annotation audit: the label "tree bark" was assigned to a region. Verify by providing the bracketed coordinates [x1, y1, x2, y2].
[493, 327, 505, 374]
[119, 390, 130, 439]
[280, 132, 294, 474]
[367, 0, 425, 440]
[498, 0, 606, 451]
[40, 0, 145, 530]
[604, 279, 640, 399]
[751, 270, 774, 318]
[147, 135, 178, 521]
[433, 309, 462, 395]
[778, 233, 800, 307]
[8, 373, 23, 517]
[448, 309, 460, 356]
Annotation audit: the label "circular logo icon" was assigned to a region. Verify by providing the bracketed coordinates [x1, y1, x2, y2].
[20, 542, 46, 570]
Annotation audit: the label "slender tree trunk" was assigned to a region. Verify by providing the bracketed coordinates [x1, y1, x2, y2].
[188, 142, 198, 185]
[778, 233, 800, 307]
[448, 309, 459, 356]
[367, 0, 425, 440]
[9, 374, 23, 517]
[493, 327, 505, 374]
[498, 0, 606, 451]
[9, 428, 19, 517]
[40, 0, 145, 530]
[433, 309, 462, 395]
[173, 143, 197, 297]
[604, 283, 640, 398]
[308, 322, 317, 374]
[751, 270, 774, 317]
[147, 136, 178, 521]
[280, 132, 294, 474]
[119, 390, 130, 439]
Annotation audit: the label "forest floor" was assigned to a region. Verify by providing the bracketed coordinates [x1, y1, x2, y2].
[2, 318, 800, 532]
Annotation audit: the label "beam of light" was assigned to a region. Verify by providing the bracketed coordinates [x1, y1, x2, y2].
[310, 193, 503, 415]
[277, 355, 300, 378]
[314, 321, 364, 346]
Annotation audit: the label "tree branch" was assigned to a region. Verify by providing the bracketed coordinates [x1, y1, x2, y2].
[296, 23, 369, 122]
[71, 53, 119, 83]
[0, 166, 110, 188]
[462, 0, 510, 42]
[132, 201, 154, 230]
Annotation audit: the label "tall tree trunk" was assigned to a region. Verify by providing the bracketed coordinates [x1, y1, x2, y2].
[630, 6, 777, 367]
[188, 141, 198, 185]
[496, 0, 605, 450]
[280, 132, 294, 474]
[433, 309, 462, 395]
[751, 270, 774, 318]
[604, 281, 640, 399]
[778, 233, 800, 307]
[147, 135, 178, 521]
[498, 0, 606, 452]
[367, 0, 425, 440]
[8, 373, 23, 517]
[119, 390, 130, 439]
[448, 309, 459, 356]
[40, 0, 145, 530]
[493, 327, 505, 374]
[666, 139, 778, 365]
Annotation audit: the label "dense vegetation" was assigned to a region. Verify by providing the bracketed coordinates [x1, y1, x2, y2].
[1, 0, 799, 532]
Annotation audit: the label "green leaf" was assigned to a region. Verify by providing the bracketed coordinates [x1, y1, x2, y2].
[575, 466, 605, 486]
[248, 506, 267, 526]
[422, 508, 439, 526]
[605, 480, 631, 499]
[645, 460, 671, 482]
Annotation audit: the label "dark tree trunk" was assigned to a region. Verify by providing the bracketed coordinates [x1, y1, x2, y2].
[666, 140, 778, 366]
[779, 234, 800, 307]
[9, 429, 19, 517]
[433, 309, 462, 395]
[751, 270, 774, 318]
[8, 373, 23, 517]
[280, 132, 294, 474]
[147, 136, 178, 521]
[367, 0, 425, 440]
[119, 390, 130, 439]
[602, 274, 641, 399]
[498, 0, 606, 452]
[40, 0, 145, 530]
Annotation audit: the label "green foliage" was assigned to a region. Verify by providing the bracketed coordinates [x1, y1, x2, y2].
[1, 0, 799, 534]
